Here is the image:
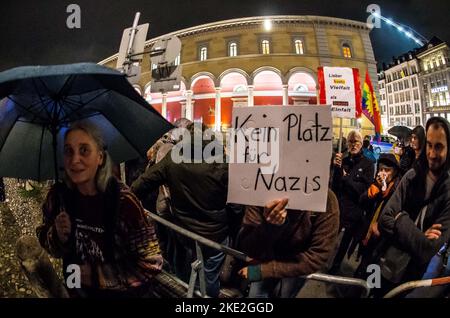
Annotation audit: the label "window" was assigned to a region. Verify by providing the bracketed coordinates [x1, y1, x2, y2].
[404, 79, 409, 89]
[294, 39, 304, 55]
[389, 95, 393, 104]
[412, 77, 417, 87]
[342, 43, 352, 58]
[399, 82, 403, 91]
[261, 40, 270, 54]
[412, 65, 417, 74]
[405, 91, 411, 101]
[200, 47, 208, 61]
[394, 83, 398, 92]
[407, 105, 411, 113]
[413, 89, 419, 100]
[416, 117, 421, 125]
[388, 85, 392, 93]
[174, 54, 181, 66]
[228, 42, 238, 57]
[442, 56, 447, 65]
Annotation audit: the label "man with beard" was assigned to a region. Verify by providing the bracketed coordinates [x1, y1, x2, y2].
[378, 117, 450, 294]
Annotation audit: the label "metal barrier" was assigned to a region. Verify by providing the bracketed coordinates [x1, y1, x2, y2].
[383, 276, 450, 298]
[147, 210, 375, 298]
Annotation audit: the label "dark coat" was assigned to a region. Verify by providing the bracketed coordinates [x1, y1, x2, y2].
[379, 116, 450, 282]
[238, 190, 340, 279]
[379, 169, 450, 281]
[131, 152, 229, 243]
[332, 153, 374, 229]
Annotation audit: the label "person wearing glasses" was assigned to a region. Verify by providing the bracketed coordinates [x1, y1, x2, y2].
[330, 130, 374, 274]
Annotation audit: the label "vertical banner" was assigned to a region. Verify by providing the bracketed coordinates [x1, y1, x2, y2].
[318, 66, 360, 119]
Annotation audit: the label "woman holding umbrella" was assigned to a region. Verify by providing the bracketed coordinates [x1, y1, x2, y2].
[37, 122, 163, 298]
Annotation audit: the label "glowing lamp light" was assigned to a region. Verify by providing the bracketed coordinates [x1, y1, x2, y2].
[263, 19, 272, 31]
[397, 26, 404, 32]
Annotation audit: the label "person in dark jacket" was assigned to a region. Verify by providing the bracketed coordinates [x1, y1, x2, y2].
[399, 134, 416, 176]
[237, 190, 339, 298]
[378, 117, 450, 290]
[131, 122, 229, 297]
[330, 130, 374, 273]
[411, 125, 426, 161]
[354, 153, 401, 278]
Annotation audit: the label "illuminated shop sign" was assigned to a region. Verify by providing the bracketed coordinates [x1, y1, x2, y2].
[431, 86, 448, 93]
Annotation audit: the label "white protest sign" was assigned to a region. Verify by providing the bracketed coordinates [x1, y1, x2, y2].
[227, 105, 332, 212]
[322, 67, 357, 118]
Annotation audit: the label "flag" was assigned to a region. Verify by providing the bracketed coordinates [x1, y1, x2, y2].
[362, 71, 382, 142]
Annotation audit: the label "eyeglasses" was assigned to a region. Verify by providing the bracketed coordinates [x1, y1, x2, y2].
[347, 140, 362, 145]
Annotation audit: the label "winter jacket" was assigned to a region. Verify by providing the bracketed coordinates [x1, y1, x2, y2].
[379, 169, 450, 281]
[131, 152, 229, 243]
[237, 190, 339, 280]
[332, 153, 374, 229]
[379, 117, 450, 282]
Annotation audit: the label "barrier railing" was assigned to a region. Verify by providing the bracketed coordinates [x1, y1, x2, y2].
[147, 211, 373, 298]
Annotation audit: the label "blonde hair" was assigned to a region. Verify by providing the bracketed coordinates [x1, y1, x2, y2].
[63, 121, 113, 193]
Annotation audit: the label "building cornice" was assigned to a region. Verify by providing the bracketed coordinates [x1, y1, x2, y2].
[417, 43, 448, 58]
[98, 15, 370, 65]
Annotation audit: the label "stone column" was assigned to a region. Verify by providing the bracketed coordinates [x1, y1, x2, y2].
[282, 84, 289, 105]
[214, 87, 221, 131]
[185, 90, 193, 120]
[162, 93, 167, 118]
[247, 85, 254, 107]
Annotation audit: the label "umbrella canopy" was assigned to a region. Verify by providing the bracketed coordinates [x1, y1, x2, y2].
[0, 63, 173, 181]
[387, 126, 412, 141]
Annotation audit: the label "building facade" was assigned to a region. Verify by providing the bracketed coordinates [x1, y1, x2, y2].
[100, 16, 379, 138]
[379, 37, 450, 132]
[417, 37, 450, 122]
[379, 52, 423, 131]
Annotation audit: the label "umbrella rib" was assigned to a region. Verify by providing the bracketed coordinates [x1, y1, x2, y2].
[37, 125, 46, 182]
[59, 90, 111, 122]
[100, 112, 145, 158]
[59, 97, 88, 122]
[57, 74, 75, 98]
[7, 95, 48, 122]
[32, 78, 54, 120]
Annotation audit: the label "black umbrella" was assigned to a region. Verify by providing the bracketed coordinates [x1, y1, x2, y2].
[387, 126, 412, 141]
[0, 63, 173, 181]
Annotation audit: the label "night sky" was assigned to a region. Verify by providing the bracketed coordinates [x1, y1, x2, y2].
[0, 0, 448, 71]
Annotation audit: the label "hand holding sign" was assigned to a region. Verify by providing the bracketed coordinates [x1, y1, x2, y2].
[264, 198, 289, 225]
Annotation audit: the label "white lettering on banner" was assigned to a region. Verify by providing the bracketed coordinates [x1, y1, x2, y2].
[227, 105, 332, 212]
[323, 67, 356, 118]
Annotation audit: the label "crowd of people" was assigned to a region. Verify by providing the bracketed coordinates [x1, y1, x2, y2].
[35, 116, 450, 298]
